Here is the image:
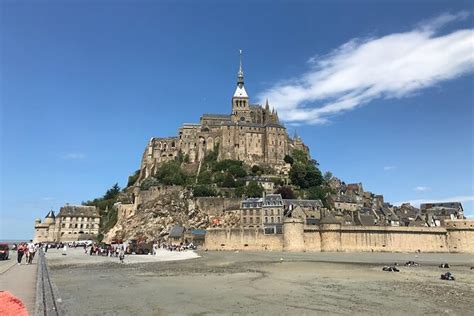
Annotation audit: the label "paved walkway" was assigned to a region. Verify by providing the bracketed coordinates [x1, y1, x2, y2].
[0, 254, 37, 315]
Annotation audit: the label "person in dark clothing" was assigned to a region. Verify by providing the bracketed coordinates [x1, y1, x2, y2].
[17, 243, 25, 264]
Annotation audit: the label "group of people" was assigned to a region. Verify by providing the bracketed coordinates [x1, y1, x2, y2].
[15, 240, 38, 265]
[87, 244, 125, 263]
[162, 242, 196, 252]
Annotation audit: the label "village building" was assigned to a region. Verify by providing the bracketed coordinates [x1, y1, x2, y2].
[331, 195, 362, 213]
[244, 176, 276, 192]
[420, 202, 465, 221]
[33, 205, 100, 243]
[284, 199, 323, 225]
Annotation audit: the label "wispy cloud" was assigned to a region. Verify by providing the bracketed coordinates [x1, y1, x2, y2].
[413, 186, 431, 192]
[61, 152, 86, 160]
[258, 12, 473, 124]
[41, 197, 55, 201]
[394, 195, 474, 207]
[383, 166, 396, 171]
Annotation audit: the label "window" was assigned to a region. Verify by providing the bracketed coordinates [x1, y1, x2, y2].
[271, 217, 274, 223]
[265, 217, 268, 223]
[277, 217, 281, 223]
[75, 224, 78, 228]
[243, 218, 247, 224]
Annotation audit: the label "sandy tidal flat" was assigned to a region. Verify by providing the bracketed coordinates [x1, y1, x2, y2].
[47, 250, 474, 315]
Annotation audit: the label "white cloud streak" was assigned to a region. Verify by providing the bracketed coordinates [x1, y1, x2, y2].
[394, 195, 474, 207]
[383, 166, 396, 171]
[258, 12, 474, 124]
[414, 186, 431, 192]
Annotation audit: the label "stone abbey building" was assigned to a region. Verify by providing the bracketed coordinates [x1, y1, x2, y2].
[138, 52, 308, 182]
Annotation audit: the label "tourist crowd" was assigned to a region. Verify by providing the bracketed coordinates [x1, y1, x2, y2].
[13, 240, 39, 265]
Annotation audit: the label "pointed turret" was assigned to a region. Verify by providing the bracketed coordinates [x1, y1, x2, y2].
[233, 49, 248, 98]
[45, 209, 55, 218]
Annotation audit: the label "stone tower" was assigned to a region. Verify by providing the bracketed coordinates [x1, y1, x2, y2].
[231, 50, 251, 123]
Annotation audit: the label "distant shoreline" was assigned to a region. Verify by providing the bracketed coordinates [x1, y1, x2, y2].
[0, 239, 28, 244]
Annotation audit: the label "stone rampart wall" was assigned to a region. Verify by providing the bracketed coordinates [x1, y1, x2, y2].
[204, 221, 474, 253]
[204, 228, 283, 251]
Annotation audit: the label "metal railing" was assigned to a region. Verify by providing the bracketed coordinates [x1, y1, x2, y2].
[35, 250, 64, 316]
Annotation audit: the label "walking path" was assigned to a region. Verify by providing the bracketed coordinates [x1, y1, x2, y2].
[0, 256, 37, 315]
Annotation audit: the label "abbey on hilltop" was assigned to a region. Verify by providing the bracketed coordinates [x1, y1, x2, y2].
[138, 51, 308, 182]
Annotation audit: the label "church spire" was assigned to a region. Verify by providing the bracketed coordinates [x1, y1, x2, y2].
[237, 49, 244, 86]
[233, 49, 248, 98]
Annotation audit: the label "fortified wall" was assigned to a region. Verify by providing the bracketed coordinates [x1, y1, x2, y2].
[204, 219, 474, 253]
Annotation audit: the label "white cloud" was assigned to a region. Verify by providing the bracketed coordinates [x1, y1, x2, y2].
[258, 12, 474, 124]
[61, 153, 86, 160]
[414, 186, 431, 192]
[394, 195, 474, 207]
[383, 166, 396, 171]
[41, 197, 54, 201]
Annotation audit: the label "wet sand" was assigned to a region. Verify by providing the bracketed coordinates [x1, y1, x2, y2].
[47, 249, 474, 315]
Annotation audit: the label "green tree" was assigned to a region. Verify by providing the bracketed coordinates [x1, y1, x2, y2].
[323, 171, 333, 182]
[251, 165, 264, 176]
[155, 161, 188, 185]
[289, 160, 323, 189]
[193, 185, 217, 197]
[228, 164, 247, 178]
[235, 186, 246, 198]
[103, 183, 121, 200]
[222, 172, 236, 188]
[292, 149, 309, 164]
[245, 181, 263, 198]
[140, 177, 160, 190]
[127, 170, 140, 187]
[197, 170, 213, 184]
[274, 186, 295, 199]
[284, 155, 294, 165]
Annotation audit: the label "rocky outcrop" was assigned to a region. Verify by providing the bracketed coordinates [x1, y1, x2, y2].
[105, 189, 241, 243]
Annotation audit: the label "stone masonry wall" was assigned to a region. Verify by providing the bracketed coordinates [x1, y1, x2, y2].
[204, 221, 474, 253]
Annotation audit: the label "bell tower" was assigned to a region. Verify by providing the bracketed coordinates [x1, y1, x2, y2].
[231, 49, 250, 122]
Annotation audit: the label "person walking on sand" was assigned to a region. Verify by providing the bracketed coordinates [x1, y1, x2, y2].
[17, 243, 25, 265]
[27, 241, 36, 264]
[119, 246, 125, 264]
[62, 243, 68, 256]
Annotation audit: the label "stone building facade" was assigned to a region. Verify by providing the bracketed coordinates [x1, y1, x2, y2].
[33, 205, 100, 243]
[138, 52, 309, 182]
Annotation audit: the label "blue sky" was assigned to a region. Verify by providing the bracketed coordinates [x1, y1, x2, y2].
[1, 1, 473, 239]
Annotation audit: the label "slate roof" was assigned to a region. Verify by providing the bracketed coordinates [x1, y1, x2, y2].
[356, 214, 376, 226]
[45, 210, 55, 218]
[169, 225, 185, 238]
[283, 199, 323, 208]
[58, 205, 100, 218]
[263, 194, 283, 207]
[320, 212, 340, 224]
[201, 114, 232, 119]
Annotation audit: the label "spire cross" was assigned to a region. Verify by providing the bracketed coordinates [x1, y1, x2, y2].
[237, 49, 244, 85]
[239, 49, 243, 72]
